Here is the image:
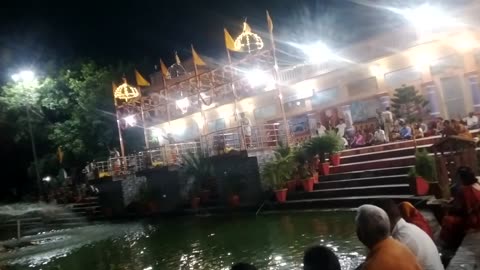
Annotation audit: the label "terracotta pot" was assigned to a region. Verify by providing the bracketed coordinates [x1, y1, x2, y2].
[286, 180, 297, 191]
[415, 176, 430, 196]
[321, 162, 330, 175]
[330, 153, 341, 166]
[229, 195, 240, 207]
[200, 190, 210, 203]
[275, 188, 288, 203]
[191, 197, 201, 209]
[302, 177, 314, 192]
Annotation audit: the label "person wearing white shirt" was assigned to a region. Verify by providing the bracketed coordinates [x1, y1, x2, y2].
[336, 119, 347, 138]
[381, 107, 393, 142]
[317, 122, 326, 137]
[375, 199, 444, 270]
[463, 112, 479, 129]
[373, 126, 386, 144]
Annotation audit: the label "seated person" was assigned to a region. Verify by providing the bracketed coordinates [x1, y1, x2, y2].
[442, 120, 458, 137]
[351, 131, 366, 148]
[441, 166, 480, 248]
[365, 129, 374, 146]
[399, 121, 412, 140]
[373, 126, 387, 144]
[399, 201, 434, 239]
[413, 123, 424, 139]
[375, 200, 443, 270]
[463, 112, 479, 130]
[355, 205, 422, 270]
[303, 245, 341, 270]
[452, 119, 472, 139]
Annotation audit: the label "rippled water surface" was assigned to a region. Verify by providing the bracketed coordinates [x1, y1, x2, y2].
[2, 211, 365, 270]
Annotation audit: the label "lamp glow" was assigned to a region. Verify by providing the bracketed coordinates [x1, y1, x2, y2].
[176, 97, 190, 114]
[394, 4, 460, 34]
[300, 42, 334, 64]
[245, 69, 274, 88]
[124, 115, 137, 127]
[12, 70, 35, 83]
[151, 128, 163, 140]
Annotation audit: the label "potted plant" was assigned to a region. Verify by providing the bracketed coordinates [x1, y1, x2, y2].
[182, 151, 215, 207]
[325, 131, 344, 166]
[304, 135, 336, 175]
[261, 153, 295, 203]
[292, 146, 314, 192]
[408, 149, 436, 196]
[275, 144, 298, 191]
[225, 172, 247, 207]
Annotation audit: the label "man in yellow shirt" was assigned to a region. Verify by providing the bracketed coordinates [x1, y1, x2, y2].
[356, 205, 422, 270]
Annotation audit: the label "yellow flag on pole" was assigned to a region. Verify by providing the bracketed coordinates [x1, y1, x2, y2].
[134, 69, 150, 86]
[191, 45, 206, 66]
[243, 21, 252, 33]
[224, 28, 238, 51]
[266, 10, 273, 33]
[174, 52, 181, 65]
[160, 59, 171, 79]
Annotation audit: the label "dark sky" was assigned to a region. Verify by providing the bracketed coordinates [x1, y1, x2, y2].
[0, 0, 467, 77]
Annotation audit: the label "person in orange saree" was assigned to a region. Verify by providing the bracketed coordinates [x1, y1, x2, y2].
[400, 201, 434, 239]
[452, 119, 472, 139]
[440, 166, 480, 248]
[356, 205, 422, 270]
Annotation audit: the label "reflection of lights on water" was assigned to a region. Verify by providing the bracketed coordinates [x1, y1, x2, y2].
[143, 267, 153, 270]
[274, 255, 282, 261]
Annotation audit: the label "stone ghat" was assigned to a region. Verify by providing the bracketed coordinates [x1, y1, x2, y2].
[447, 231, 480, 270]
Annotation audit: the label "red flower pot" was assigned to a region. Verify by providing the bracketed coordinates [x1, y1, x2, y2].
[321, 162, 330, 175]
[229, 195, 240, 207]
[286, 180, 297, 191]
[416, 176, 430, 196]
[200, 190, 210, 203]
[330, 153, 341, 166]
[302, 178, 314, 192]
[275, 189, 288, 203]
[191, 197, 201, 209]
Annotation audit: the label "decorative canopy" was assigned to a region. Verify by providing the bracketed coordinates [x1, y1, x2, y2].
[234, 22, 264, 53]
[114, 81, 140, 102]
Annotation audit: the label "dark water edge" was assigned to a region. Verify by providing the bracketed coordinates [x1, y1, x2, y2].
[2, 211, 365, 270]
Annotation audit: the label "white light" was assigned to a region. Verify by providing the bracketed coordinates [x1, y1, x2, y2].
[299, 41, 334, 63]
[395, 4, 460, 34]
[245, 69, 275, 89]
[151, 128, 163, 140]
[176, 97, 190, 113]
[42, 176, 51, 182]
[124, 115, 136, 127]
[295, 88, 313, 99]
[12, 70, 35, 82]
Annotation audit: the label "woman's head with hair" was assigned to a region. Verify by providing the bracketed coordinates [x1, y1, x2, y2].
[457, 166, 478, 186]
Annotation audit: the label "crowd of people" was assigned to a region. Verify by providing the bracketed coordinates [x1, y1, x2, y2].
[229, 166, 480, 270]
[314, 108, 479, 149]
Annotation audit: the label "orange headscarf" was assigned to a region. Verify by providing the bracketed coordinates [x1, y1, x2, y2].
[399, 202, 434, 238]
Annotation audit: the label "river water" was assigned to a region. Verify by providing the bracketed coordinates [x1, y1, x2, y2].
[1, 211, 365, 270]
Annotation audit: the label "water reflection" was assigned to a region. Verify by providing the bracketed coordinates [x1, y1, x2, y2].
[3, 211, 365, 270]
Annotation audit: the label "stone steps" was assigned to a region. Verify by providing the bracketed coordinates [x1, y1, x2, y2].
[314, 174, 408, 189]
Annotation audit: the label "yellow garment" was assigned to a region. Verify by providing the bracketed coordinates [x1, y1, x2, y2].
[134, 69, 150, 86]
[174, 52, 181, 65]
[224, 28, 238, 51]
[363, 237, 422, 270]
[191, 46, 206, 66]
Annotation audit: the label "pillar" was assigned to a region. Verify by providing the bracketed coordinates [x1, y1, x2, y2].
[423, 82, 441, 118]
[467, 74, 480, 112]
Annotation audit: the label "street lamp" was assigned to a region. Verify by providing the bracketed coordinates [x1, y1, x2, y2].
[11, 70, 42, 200]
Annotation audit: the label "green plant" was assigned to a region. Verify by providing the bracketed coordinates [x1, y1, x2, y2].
[391, 85, 429, 124]
[261, 153, 295, 190]
[181, 151, 215, 192]
[292, 146, 312, 179]
[274, 142, 291, 158]
[304, 132, 340, 163]
[409, 149, 437, 182]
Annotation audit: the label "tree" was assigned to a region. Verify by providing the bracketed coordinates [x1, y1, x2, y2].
[391, 85, 429, 124]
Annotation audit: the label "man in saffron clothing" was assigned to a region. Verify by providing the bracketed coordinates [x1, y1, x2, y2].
[355, 204, 422, 270]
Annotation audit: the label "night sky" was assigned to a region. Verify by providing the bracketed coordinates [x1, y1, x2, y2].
[0, 0, 468, 78]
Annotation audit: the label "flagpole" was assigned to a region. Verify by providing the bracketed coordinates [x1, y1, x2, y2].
[139, 93, 150, 150]
[192, 45, 207, 135]
[267, 10, 290, 146]
[160, 59, 172, 129]
[112, 83, 126, 157]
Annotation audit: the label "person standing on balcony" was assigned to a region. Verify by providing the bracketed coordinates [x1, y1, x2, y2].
[336, 119, 347, 138]
[240, 113, 252, 148]
[381, 107, 393, 142]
